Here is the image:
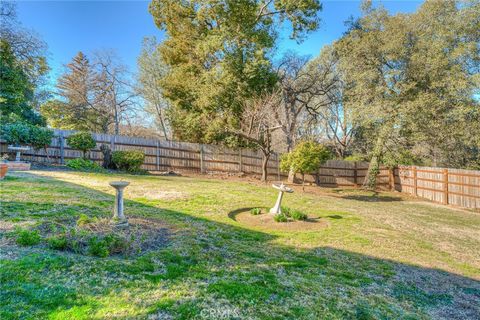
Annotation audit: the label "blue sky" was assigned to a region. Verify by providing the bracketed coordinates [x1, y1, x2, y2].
[17, 0, 422, 83]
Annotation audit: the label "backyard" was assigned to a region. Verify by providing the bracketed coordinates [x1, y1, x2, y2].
[0, 170, 479, 319]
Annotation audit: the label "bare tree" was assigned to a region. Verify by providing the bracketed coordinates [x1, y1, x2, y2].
[54, 51, 138, 134]
[268, 51, 339, 181]
[272, 51, 339, 150]
[137, 37, 170, 140]
[231, 93, 282, 181]
[93, 51, 138, 135]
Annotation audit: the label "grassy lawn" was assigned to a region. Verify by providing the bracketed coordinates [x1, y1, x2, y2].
[1, 170, 479, 319]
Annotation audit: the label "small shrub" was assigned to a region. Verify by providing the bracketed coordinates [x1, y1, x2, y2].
[0, 122, 31, 145]
[14, 228, 41, 246]
[280, 141, 332, 190]
[104, 234, 128, 254]
[87, 236, 110, 257]
[250, 208, 262, 215]
[281, 206, 292, 217]
[76, 214, 96, 226]
[47, 234, 68, 250]
[66, 158, 104, 172]
[112, 150, 145, 173]
[67, 132, 96, 159]
[290, 209, 308, 221]
[273, 213, 288, 223]
[29, 126, 54, 152]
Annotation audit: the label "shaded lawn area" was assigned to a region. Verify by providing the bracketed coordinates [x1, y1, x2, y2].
[0, 170, 479, 319]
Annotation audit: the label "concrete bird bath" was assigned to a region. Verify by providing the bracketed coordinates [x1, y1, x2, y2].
[270, 183, 294, 215]
[8, 145, 30, 162]
[109, 181, 130, 227]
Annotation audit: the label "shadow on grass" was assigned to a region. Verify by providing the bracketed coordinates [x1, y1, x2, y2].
[227, 207, 256, 222]
[0, 172, 479, 319]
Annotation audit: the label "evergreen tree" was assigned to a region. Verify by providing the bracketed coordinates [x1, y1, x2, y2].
[0, 40, 44, 125]
[149, 0, 322, 143]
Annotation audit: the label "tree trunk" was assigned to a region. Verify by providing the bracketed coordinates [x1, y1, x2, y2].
[44, 146, 50, 161]
[287, 168, 296, 183]
[302, 173, 305, 191]
[363, 126, 389, 190]
[156, 106, 169, 140]
[261, 153, 270, 182]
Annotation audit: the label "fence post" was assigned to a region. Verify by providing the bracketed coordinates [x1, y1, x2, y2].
[199, 144, 205, 174]
[443, 169, 449, 205]
[110, 135, 115, 151]
[238, 149, 243, 173]
[353, 161, 358, 186]
[413, 166, 418, 196]
[59, 133, 65, 165]
[389, 168, 394, 191]
[156, 140, 160, 171]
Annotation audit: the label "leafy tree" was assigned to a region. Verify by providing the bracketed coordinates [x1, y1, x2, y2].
[0, 122, 31, 146]
[66, 132, 96, 159]
[280, 141, 331, 190]
[29, 126, 54, 159]
[334, 0, 480, 187]
[0, 122, 53, 159]
[1, 1, 50, 110]
[149, 0, 322, 143]
[0, 40, 44, 125]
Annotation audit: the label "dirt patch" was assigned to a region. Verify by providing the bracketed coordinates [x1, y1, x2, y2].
[229, 208, 329, 232]
[2, 216, 173, 258]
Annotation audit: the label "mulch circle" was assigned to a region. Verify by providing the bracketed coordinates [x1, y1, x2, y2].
[230, 209, 329, 232]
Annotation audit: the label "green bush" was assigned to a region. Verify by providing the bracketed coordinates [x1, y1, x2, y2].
[30, 126, 54, 152]
[112, 150, 145, 173]
[290, 209, 308, 221]
[14, 228, 41, 246]
[281, 207, 307, 221]
[47, 234, 68, 250]
[280, 141, 332, 190]
[0, 122, 32, 145]
[87, 236, 110, 258]
[250, 208, 262, 215]
[273, 213, 288, 222]
[67, 132, 96, 159]
[66, 158, 104, 172]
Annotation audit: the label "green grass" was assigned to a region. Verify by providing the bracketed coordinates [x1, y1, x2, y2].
[0, 170, 479, 319]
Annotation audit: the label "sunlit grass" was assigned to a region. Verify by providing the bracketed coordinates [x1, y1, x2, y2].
[0, 170, 479, 319]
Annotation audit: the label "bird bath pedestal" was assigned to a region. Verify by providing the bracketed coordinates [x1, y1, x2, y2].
[8, 145, 30, 162]
[109, 181, 130, 227]
[270, 183, 294, 215]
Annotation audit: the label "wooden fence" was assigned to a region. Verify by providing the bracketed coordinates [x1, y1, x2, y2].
[1, 129, 478, 209]
[0, 129, 282, 178]
[394, 166, 480, 209]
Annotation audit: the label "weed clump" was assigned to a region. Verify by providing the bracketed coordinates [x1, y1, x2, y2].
[14, 228, 41, 246]
[273, 214, 288, 223]
[250, 208, 262, 215]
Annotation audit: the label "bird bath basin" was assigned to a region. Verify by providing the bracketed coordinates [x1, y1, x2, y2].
[8, 145, 30, 162]
[270, 183, 294, 215]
